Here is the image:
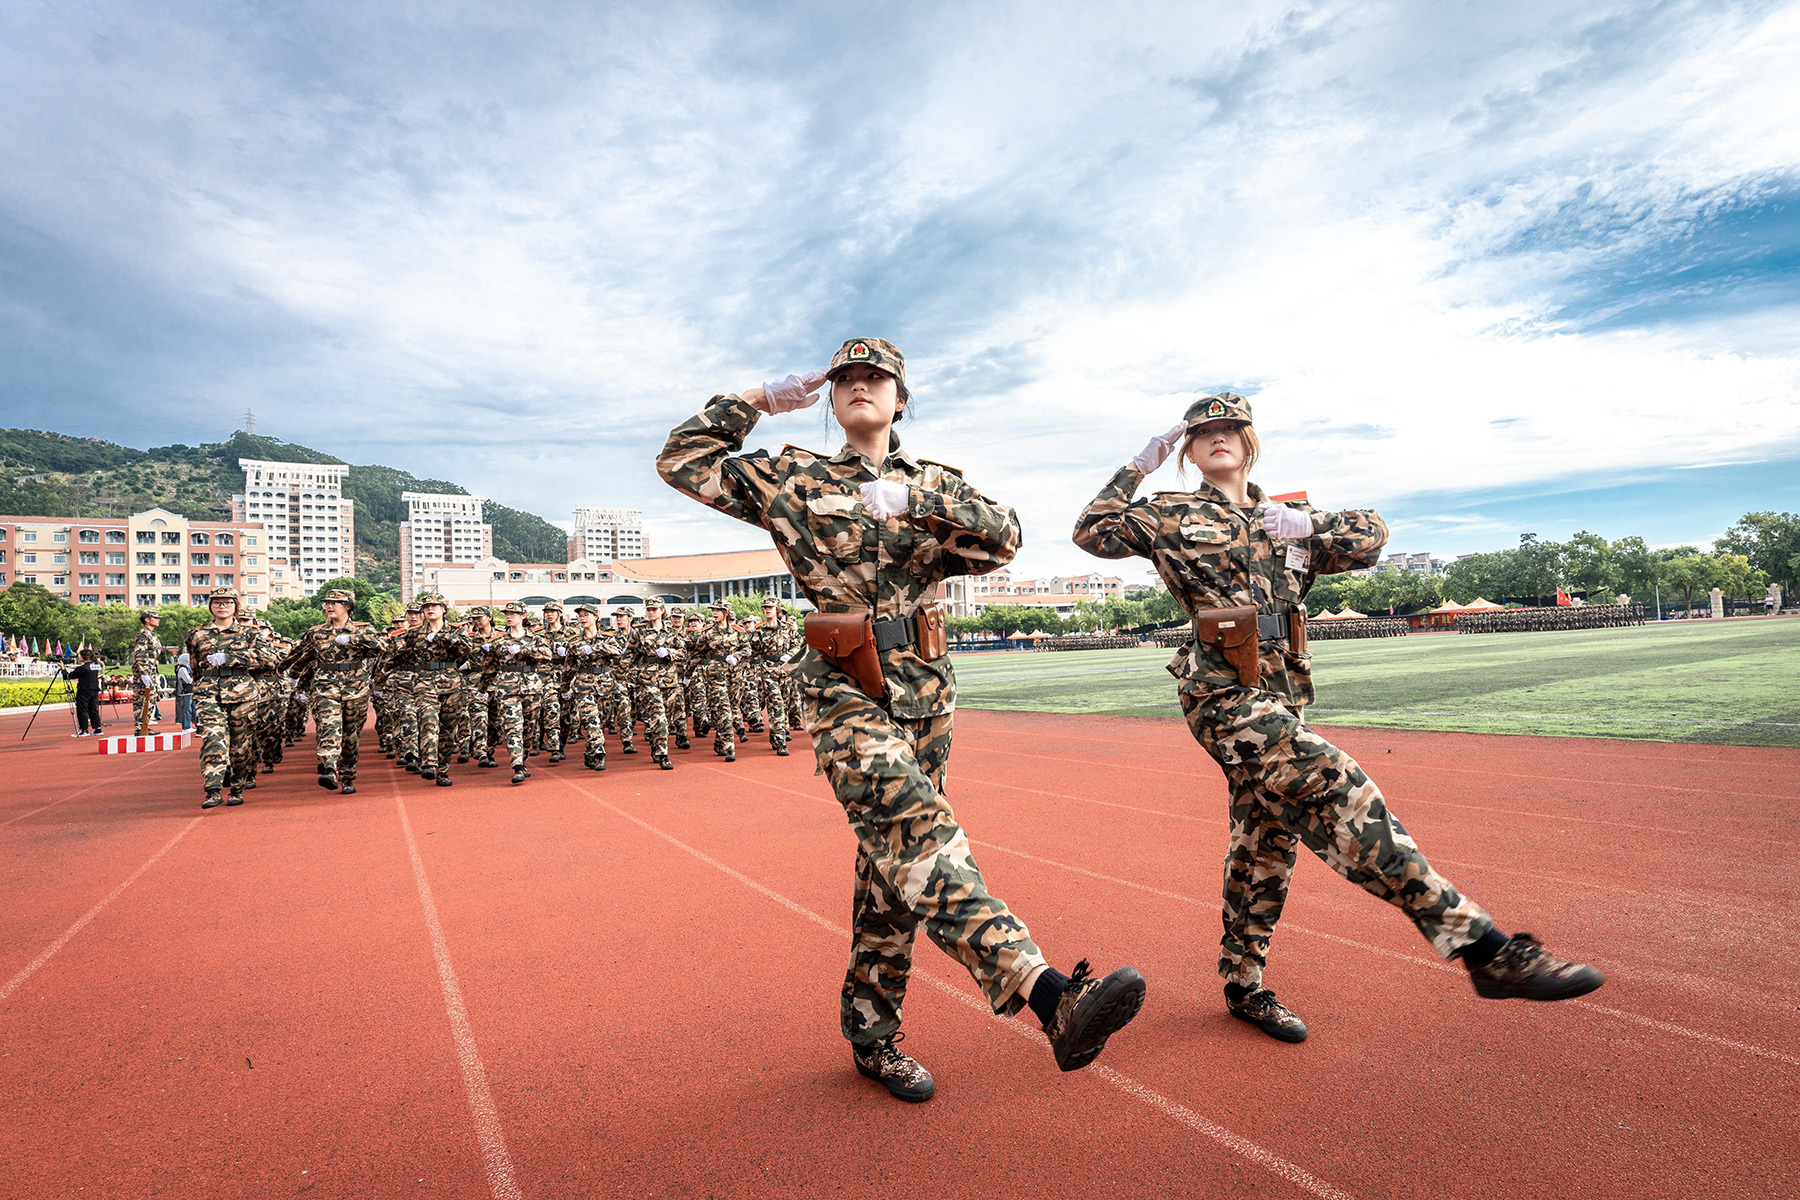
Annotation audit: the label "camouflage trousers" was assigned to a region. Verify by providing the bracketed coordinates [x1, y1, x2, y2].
[703, 663, 740, 754]
[523, 688, 543, 753]
[756, 666, 791, 748]
[134, 685, 157, 735]
[414, 672, 466, 772]
[786, 675, 803, 728]
[631, 679, 672, 759]
[538, 680, 563, 753]
[467, 687, 493, 760]
[1180, 686, 1494, 988]
[195, 692, 257, 793]
[311, 689, 371, 783]
[570, 675, 609, 766]
[610, 680, 634, 749]
[807, 679, 1045, 1046]
[257, 679, 285, 766]
[685, 675, 709, 732]
[286, 689, 308, 740]
[389, 679, 418, 762]
[490, 676, 530, 768]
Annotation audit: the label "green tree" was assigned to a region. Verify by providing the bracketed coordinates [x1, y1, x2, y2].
[1514, 534, 1564, 605]
[1140, 587, 1182, 623]
[1610, 536, 1657, 601]
[1716, 512, 1800, 595]
[66, 604, 152, 661]
[151, 604, 210, 649]
[0, 581, 73, 643]
[1658, 553, 1719, 613]
[1711, 552, 1768, 600]
[1560, 531, 1620, 598]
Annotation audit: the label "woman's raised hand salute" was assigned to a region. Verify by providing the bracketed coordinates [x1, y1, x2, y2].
[1131, 422, 1187, 474]
[750, 370, 830, 413]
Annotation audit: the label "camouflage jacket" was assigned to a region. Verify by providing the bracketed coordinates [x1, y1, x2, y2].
[130, 627, 163, 679]
[627, 624, 683, 687]
[657, 394, 1020, 718]
[184, 621, 273, 704]
[280, 621, 387, 698]
[691, 624, 744, 667]
[750, 621, 795, 666]
[391, 624, 473, 684]
[566, 631, 626, 679]
[1073, 467, 1386, 706]
[476, 630, 550, 692]
[539, 625, 574, 681]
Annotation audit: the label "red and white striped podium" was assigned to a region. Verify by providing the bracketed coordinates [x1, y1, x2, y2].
[97, 731, 193, 754]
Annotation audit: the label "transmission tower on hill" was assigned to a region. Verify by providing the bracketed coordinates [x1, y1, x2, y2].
[243, 408, 256, 436]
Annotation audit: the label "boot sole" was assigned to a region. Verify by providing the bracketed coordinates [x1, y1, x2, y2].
[1055, 967, 1147, 1071]
[854, 1060, 935, 1103]
[1472, 966, 1604, 1001]
[1228, 1006, 1308, 1042]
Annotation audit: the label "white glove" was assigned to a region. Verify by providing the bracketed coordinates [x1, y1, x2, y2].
[373, 690, 385, 698]
[295, 691, 308, 704]
[141, 674, 157, 688]
[476, 692, 489, 702]
[334, 634, 351, 646]
[555, 646, 566, 656]
[458, 662, 469, 671]
[1131, 422, 1187, 474]
[561, 691, 572, 700]
[725, 654, 738, 665]
[656, 647, 669, 658]
[1262, 504, 1312, 541]
[859, 479, 910, 520]
[578, 643, 592, 654]
[426, 631, 438, 642]
[507, 643, 521, 655]
[482, 642, 493, 651]
[206, 652, 228, 667]
[780, 653, 792, 663]
[762, 371, 828, 414]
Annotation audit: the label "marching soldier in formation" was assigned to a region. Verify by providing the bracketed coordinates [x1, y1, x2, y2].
[680, 609, 711, 739]
[694, 600, 745, 761]
[280, 588, 387, 794]
[484, 601, 550, 783]
[625, 597, 681, 769]
[253, 622, 288, 777]
[521, 613, 548, 757]
[373, 611, 407, 757]
[185, 587, 270, 809]
[390, 603, 425, 771]
[538, 601, 571, 763]
[658, 336, 1146, 1100]
[399, 591, 470, 787]
[1074, 393, 1603, 1043]
[131, 609, 166, 735]
[285, 663, 309, 744]
[463, 606, 500, 768]
[609, 607, 640, 755]
[781, 604, 804, 731]
[568, 602, 626, 770]
[751, 597, 795, 755]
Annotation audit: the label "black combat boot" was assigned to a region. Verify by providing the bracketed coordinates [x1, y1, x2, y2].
[511, 766, 528, 784]
[1040, 959, 1146, 1072]
[1225, 985, 1308, 1043]
[202, 790, 223, 809]
[457, 753, 469, 764]
[421, 767, 436, 780]
[436, 773, 452, 787]
[226, 789, 244, 807]
[1467, 934, 1604, 1001]
[318, 768, 339, 790]
[675, 734, 691, 750]
[339, 781, 357, 794]
[853, 1034, 935, 1102]
[479, 757, 498, 768]
[261, 762, 274, 774]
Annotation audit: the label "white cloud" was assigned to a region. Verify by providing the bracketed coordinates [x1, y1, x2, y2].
[1, 0, 1796, 579]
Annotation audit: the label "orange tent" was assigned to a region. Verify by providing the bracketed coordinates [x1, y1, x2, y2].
[1428, 600, 1466, 614]
[1461, 597, 1505, 610]
[1335, 607, 1367, 620]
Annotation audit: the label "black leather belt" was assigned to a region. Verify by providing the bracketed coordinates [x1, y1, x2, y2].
[872, 613, 917, 652]
[420, 660, 456, 670]
[1257, 613, 1291, 641]
[315, 662, 361, 672]
[202, 667, 250, 677]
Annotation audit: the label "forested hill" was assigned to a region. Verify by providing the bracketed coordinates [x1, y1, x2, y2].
[0, 429, 568, 584]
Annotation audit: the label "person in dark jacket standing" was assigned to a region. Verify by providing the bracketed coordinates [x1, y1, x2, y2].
[63, 649, 106, 736]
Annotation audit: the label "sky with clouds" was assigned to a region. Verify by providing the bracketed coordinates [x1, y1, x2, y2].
[3, 0, 1797, 583]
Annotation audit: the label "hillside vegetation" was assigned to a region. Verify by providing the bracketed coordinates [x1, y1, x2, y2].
[0, 428, 569, 580]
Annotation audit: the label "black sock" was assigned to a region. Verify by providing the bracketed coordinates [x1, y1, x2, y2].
[1027, 967, 1070, 1026]
[1461, 926, 1510, 970]
[1224, 982, 1252, 1005]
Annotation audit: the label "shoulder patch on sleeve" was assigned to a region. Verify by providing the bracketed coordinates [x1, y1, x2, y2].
[918, 457, 963, 476]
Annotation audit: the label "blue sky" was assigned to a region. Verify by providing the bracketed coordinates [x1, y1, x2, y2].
[2, 1, 1797, 583]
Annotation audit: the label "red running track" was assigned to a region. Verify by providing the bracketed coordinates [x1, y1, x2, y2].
[2, 707, 1796, 1199]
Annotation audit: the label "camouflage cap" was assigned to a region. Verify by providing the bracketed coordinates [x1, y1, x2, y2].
[501, 601, 527, 615]
[1184, 392, 1253, 431]
[417, 591, 448, 606]
[574, 603, 600, 617]
[710, 600, 732, 612]
[207, 586, 239, 602]
[406, 602, 424, 614]
[467, 605, 491, 617]
[826, 337, 905, 385]
[643, 596, 664, 608]
[322, 588, 356, 605]
[761, 597, 778, 607]
[611, 606, 635, 618]
[541, 599, 563, 612]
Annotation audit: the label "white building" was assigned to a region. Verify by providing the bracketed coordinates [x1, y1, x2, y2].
[567, 506, 647, 563]
[415, 548, 802, 616]
[400, 492, 493, 602]
[232, 459, 355, 600]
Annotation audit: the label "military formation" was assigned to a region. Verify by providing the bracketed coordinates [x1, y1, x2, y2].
[177, 585, 806, 809]
[1456, 602, 1646, 633]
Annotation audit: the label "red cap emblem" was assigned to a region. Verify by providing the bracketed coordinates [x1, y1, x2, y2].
[1205, 399, 1226, 418]
[849, 341, 870, 359]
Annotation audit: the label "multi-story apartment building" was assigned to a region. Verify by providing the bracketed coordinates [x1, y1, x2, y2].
[567, 506, 647, 563]
[0, 508, 272, 610]
[940, 569, 1126, 617]
[399, 493, 493, 603]
[232, 459, 355, 599]
[414, 548, 802, 614]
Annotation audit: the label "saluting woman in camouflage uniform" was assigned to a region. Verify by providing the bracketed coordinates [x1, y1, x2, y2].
[1074, 394, 1603, 1043]
[658, 337, 1146, 1103]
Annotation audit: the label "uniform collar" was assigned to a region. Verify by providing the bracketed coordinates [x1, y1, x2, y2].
[1192, 479, 1267, 509]
[829, 432, 919, 474]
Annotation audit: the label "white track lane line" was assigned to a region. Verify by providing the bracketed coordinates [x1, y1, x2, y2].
[1, 815, 203, 1003]
[956, 774, 1782, 922]
[395, 796, 523, 1200]
[563, 776, 1357, 1200]
[720, 768, 1800, 1070]
[1, 756, 164, 827]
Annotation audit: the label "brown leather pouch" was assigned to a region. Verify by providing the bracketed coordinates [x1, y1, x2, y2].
[914, 604, 947, 660]
[1289, 607, 1307, 656]
[805, 613, 888, 701]
[1192, 605, 1261, 688]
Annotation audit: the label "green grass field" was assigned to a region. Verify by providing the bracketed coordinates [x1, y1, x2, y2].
[952, 618, 1800, 746]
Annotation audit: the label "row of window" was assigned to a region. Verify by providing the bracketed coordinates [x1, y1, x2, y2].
[2, 528, 243, 545]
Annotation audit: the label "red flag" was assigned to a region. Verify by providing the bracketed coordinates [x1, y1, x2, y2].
[1555, 588, 1573, 606]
